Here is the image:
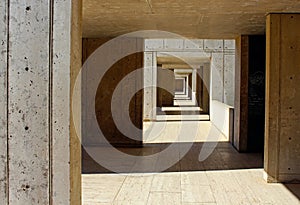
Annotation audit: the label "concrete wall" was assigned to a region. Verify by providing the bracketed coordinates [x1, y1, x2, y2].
[0, 0, 82, 204]
[264, 13, 300, 183]
[157, 68, 175, 107]
[210, 100, 234, 141]
[82, 38, 143, 146]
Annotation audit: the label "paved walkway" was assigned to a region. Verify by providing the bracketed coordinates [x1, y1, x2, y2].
[82, 142, 300, 205]
[82, 169, 300, 205]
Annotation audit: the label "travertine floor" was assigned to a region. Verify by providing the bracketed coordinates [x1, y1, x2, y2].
[143, 121, 228, 143]
[82, 169, 300, 205]
[82, 143, 300, 205]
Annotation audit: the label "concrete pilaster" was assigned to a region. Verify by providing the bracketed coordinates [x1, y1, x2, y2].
[0, 0, 82, 204]
[264, 13, 300, 182]
[143, 52, 157, 121]
[234, 35, 249, 152]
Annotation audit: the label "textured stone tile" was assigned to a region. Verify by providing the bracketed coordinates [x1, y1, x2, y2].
[147, 192, 181, 205]
[182, 185, 215, 203]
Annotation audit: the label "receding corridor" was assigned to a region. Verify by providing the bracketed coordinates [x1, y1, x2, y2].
[1, 0, 300, 204]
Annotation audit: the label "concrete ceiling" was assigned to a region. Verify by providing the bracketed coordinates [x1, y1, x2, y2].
[83, 0, 300, 39]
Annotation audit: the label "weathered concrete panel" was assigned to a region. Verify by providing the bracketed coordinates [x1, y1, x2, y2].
[224, 40, 235, 50]
[234, 36, 249, 152]
[211, 53, 224, 102]
[83, 38, 143, 146]
[52, 1, 71, 203]
[184, 39, 204, 50]
[145, 39, 164, 50]
[164, 39, 184, 50]
[265, 13, 300, 182]
[202, 63, 210, 113]
[143, 52, 155, 120]
[0, 0, 8, 204]
[204, 40, 223, 50]
[224, 54, 235, 107]
[8, 0, 50, 204]
[69, 1, 82, 204]
[277, 14, 300, 178]
[52, 0, 82, 204]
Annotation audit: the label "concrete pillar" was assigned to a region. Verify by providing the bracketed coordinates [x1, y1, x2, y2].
[224, 54, 235, 107]
[0, 0, 82, 204]
[264, 13, 300, 183]
[234, 36, 249, 152]
[202, 63, 210, 114]
[143, 52, 157, 121]
[192, 69, 197, 104]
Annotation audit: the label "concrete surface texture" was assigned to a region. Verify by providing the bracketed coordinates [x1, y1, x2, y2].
[82, 0, 300, 38]
[264, 14, 300, 183]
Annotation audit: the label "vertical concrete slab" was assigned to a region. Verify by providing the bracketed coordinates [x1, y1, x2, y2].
[278, 14, 300, 179]
[143, 52, 157, 121]
[152, 52, 157, 120]
[69, 1, 82, 204]
[234, 36, 249, 152]
[52, 1, 71, 204]
[8, 0, 50, 204]
[202, 63, 210, 114]
[0, 0, 8, 204]
[211, 52, 224, 102]
[224, 54, 235, 107]
[52, 0, 82, 204]
[265, 13, 300, 182]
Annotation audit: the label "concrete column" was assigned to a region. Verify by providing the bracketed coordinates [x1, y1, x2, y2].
[185, 75, 189, 98]
[202, 63, 210, 114]
[234, 35, 249, 152]
[264, 13, 300, 183]
[143, 52, 157, 121]
[152, 53, 157, 119]
[8, 1, 52, 203]
[192, 69, 197, 104]
[0, 0, 82, 204]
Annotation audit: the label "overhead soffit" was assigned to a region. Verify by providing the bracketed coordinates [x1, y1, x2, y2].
[83, 0, 300, 39]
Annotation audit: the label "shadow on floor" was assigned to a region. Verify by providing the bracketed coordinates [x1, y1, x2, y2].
[284, 184, 300, 200]
[82, 142, 263, 174]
